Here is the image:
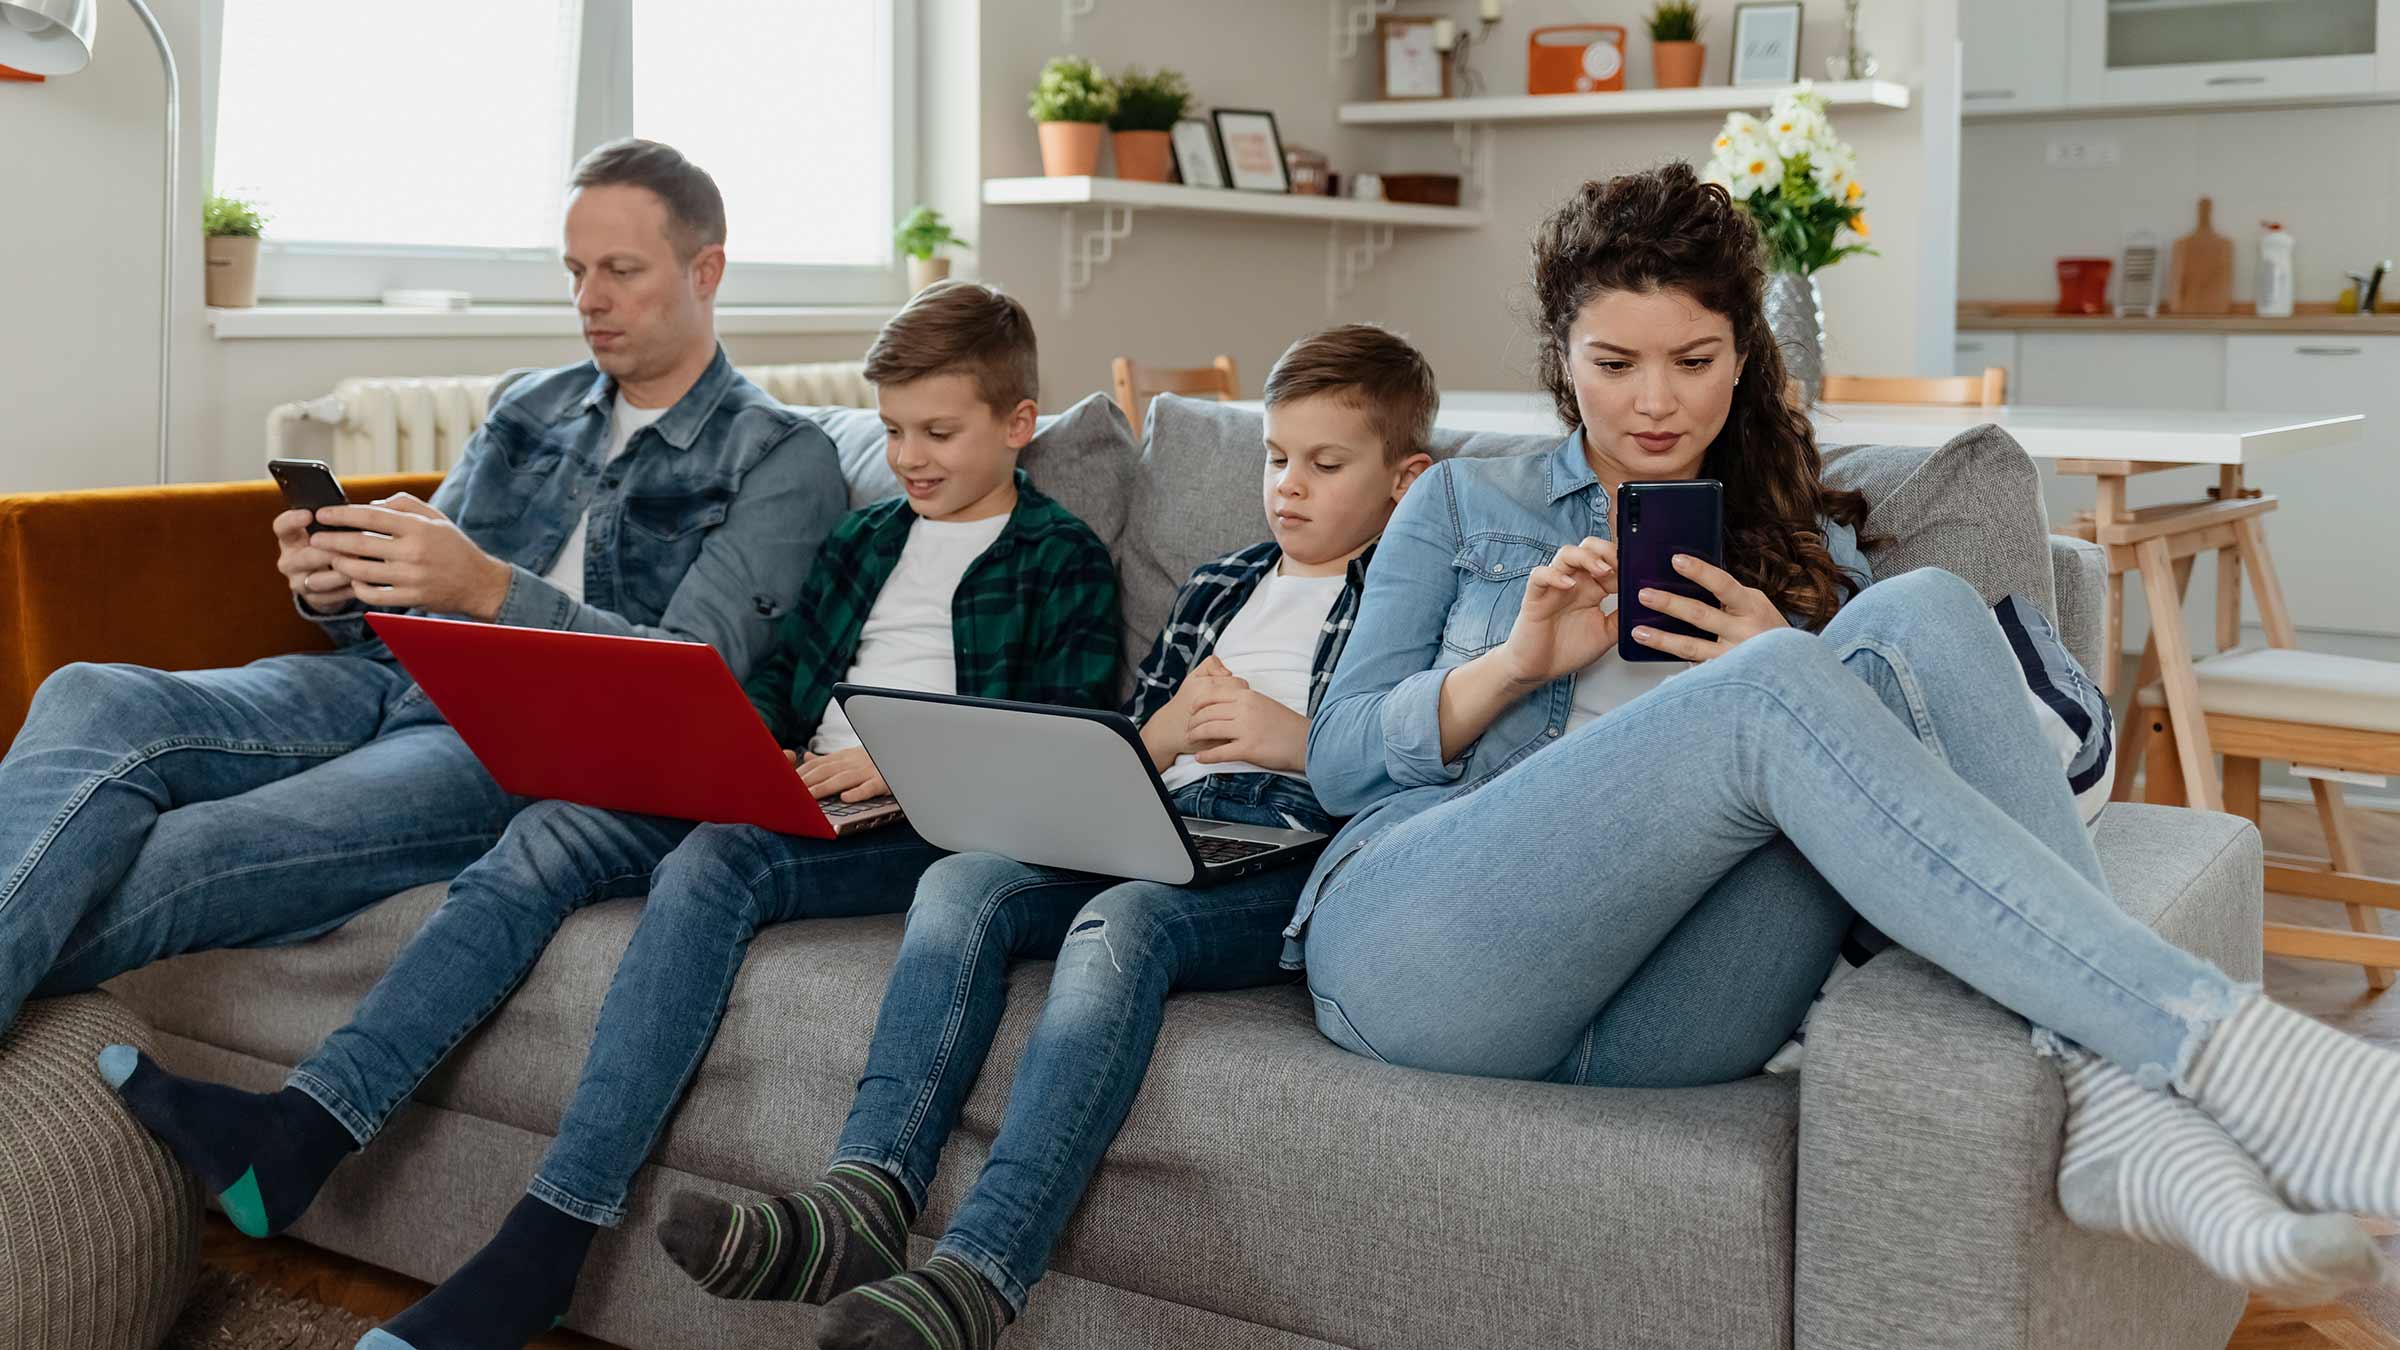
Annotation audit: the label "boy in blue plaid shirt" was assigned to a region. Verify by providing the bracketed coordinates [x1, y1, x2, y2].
[657, 325, 1439, 1350]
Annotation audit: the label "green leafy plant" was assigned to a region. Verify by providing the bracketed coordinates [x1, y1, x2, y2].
[1027, 55, 1116, 123]
[1107, 67, 1191, 132]
[1645, 1, 1704, 42]
[203, 193, 268, 239]
[893, 206, 970, 262]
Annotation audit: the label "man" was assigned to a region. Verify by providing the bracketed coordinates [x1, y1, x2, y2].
[0, 137, 846, 1032]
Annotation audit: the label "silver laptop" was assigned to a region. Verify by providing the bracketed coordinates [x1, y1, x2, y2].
[832, 685, 1327, 885]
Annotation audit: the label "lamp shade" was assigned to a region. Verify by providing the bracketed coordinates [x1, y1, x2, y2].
[0, 0, 95, 76]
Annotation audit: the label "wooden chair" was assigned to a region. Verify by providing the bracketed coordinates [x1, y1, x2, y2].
[2135, 522, 2400, 989]
[1111, 355, 1239, 431]
[1820, 366, 2007, 407]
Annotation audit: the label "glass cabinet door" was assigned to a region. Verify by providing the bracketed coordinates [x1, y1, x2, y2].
[2106, 0, 2375, 70]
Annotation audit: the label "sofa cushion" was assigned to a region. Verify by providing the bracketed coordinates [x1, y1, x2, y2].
[110, 887, 1798, 1350]
[1821, 423, 2057, 622]
[795, 393, 1136, 546]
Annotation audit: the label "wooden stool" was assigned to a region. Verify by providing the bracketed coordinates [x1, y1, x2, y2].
[2140, 647, 2400, 986]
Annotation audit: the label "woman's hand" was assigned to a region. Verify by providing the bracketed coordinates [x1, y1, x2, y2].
[798, 747, 890, 803]
[1627, 553, 1788, 662]
[1494, 537, 1619, 689]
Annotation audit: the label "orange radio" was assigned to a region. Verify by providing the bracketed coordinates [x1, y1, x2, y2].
[1528, 23, 1627, 94]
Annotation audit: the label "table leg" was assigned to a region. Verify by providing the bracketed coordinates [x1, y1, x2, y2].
[2216, 467, 2244, 650]
[2112, 556, 2193, 805]
[2101, 571, 2125, 700]
[2136, 536, 2222, 814]
[2235, 516, 2299, 650]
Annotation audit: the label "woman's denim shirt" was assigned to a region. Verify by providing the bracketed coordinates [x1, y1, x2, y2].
[1285, 432, 1869, 967]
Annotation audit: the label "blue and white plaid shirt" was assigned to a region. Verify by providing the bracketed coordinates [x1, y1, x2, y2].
[1122, 539, 1375, 727]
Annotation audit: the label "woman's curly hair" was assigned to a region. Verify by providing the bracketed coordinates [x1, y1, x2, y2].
[1532, 162, 1867, 630]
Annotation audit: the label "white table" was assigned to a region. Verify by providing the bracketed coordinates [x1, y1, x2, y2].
[1237, 391, 2368, 815]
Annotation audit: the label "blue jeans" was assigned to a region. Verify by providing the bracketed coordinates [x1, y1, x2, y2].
[291, 803, 941, 1225]
[0, 655, 522, 1030]
[832, 773, 1326, 1313]
[1305, 569, 2234, 1088]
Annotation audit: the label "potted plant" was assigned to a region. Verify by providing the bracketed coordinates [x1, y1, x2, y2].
[1028, 56, 1116, 178]
[202, 194, 268, 308]
[1700, 85, 1874, 401]
[894, 206, 970, 293]
[1646, 1, 1706, 89]
[1107, 67, 1189, 183]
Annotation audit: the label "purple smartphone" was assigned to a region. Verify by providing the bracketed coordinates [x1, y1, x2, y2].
[1615, 479, 1725, 663]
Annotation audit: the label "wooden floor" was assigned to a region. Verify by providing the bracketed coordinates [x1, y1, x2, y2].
[199, 800, 2400, 1350]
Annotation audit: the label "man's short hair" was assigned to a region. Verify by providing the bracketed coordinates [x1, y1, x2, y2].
[1262, 323, 1439, 463]
[568, 138, 727, 263]
[862, 280, 1040, 412]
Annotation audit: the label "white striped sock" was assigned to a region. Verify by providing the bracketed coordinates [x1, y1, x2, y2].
[2058, 1046, 2386, 1301]
[2189, 995, 2400, 1219]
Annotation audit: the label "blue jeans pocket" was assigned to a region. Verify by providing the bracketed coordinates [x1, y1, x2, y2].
[1311, 990, 1390, 1064]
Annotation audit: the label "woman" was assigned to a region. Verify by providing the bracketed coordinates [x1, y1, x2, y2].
[1293, 163, 2395, 1302]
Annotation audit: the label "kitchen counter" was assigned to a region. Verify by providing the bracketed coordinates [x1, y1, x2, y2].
[1959, 311, 2400, 335]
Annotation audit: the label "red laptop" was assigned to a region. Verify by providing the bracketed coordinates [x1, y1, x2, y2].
[367, 613, 903, 837]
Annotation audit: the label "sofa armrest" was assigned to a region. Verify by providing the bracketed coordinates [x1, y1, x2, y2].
[2049, 534, 2108, 678]
[0, 473, 443, 749]
[1793, 805, 2261, 1350]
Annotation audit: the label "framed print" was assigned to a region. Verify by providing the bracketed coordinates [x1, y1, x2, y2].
[1171, 118, 1227, 189]
[1377, 15, 1450, 100]
[1211, 109, 1290, 194]
[1730, 2, 1804, 86]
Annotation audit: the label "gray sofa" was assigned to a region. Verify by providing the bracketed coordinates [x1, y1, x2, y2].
[106, 395, 2261, 1350]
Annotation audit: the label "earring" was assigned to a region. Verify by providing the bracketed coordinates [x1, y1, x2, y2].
[1734, 374, 1742, 386]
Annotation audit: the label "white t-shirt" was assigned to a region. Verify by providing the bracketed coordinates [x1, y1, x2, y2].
[808, 512, 1013, 756]
[1159, 566, 1348, 792]
[544, 393, 670, 603]
[1562, 596, 1688, 735]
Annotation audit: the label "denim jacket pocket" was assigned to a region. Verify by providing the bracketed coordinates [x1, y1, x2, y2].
[621, 490, 731, 542]
[1441, 535, 1552, 657]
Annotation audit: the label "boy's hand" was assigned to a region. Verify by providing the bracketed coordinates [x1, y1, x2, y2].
[1189, 687, 1310, 774]
[1142, 654, 1246, 766]
[312, 495, 513, 620]
[799, 747, 890, 803]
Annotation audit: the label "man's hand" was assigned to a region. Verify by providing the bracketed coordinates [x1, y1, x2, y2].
[1140, 654, 1248, 768]
[798, 747, 890, 803]
[274, 508, 356, 614]
[1189, 684, 1311, 774]
[311, 495, 513, 620]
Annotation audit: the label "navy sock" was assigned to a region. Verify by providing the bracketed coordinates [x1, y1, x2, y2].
[363, 1194, 599, 1350]
[100, 1045, 354, 1238]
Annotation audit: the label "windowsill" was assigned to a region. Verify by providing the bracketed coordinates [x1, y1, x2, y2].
[207, 303, 899, 341]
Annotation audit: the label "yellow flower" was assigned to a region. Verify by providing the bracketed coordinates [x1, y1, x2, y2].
[1845, 179, 1864, 202]
[1850, 212, 1870, 237]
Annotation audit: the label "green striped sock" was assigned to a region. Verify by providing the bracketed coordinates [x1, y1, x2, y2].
[655, 1163, 911, 1304]
[817, 1253, 1012, 1350]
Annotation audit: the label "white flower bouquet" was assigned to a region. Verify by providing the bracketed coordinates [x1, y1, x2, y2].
[1700, 83, 1872, 275]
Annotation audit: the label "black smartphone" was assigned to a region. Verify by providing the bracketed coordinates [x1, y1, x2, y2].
[1616, 479, 1726, 663]
[268, 458, 349, 534]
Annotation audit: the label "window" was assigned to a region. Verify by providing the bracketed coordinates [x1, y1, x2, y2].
[209, 0, 912, 306]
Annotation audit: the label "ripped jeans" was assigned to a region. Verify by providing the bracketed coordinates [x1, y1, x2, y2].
[831, 772, 1326, 1314]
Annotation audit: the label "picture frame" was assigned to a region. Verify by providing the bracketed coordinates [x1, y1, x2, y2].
[1730, 2, 1804, 86]
[1210, 108, 1290, 194]
[1170, 117, 1227, 189]
[1376, 15, 1451, 100]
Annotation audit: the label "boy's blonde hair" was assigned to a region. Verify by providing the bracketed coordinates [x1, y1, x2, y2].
[862, 280, 1040, 413]
[1261, 323, 1439, 463]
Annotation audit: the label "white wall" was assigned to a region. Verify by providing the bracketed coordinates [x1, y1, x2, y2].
[1961, 103, 2400, 307]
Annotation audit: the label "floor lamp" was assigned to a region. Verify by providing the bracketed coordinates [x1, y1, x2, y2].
[1, 0, 178, 484]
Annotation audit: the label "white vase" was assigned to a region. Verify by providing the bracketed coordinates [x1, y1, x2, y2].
[1763, 271, 1825, 404]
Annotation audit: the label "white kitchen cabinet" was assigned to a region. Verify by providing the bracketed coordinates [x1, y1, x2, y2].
[2067, 0, 2400, 110]
[2016, 331, 2222, 409]
[1963, 0, 2070, 114]
[1953, 331, 2021, 393]
[2222, 334, 2398, 635]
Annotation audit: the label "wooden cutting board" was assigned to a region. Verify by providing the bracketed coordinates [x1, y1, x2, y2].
[2170, 196, 2234, 315]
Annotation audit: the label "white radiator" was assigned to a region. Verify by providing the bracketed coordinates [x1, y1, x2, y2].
[265, 361, 874, 477]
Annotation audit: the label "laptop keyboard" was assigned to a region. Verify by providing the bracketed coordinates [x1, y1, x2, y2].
[823, 795, 898, 819]
[1191, 835, 1279, 866]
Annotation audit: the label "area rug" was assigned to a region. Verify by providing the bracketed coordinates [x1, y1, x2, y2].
[159, 1266, 377, 1350]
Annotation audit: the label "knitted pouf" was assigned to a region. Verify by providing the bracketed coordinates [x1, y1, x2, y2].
[0, 993, 201, 1350]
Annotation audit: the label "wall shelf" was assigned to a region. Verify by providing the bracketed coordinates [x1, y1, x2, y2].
[983, 177, 1483, 315]
[1337, 79, 1913, 126]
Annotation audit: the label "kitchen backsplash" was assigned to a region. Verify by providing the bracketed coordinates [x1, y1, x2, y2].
[1960, 101, 2400, 308]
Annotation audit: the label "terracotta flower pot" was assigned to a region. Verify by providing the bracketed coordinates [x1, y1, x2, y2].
[1652, 40, 1706, 89]
[204, 235, 260, 308]
[1037, 121, 1104, 178]
[907, 256, 952, 293]
[1112, 129, 1174, 183]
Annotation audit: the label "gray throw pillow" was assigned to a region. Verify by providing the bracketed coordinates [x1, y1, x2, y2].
[1822, 422, 2057, 622]
[794, 391, 1137, 546]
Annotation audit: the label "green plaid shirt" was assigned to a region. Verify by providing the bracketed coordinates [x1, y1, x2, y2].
[742, 471, 1121, 746]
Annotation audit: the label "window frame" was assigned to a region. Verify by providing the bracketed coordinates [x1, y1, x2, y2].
[207, 0, 917, 308]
